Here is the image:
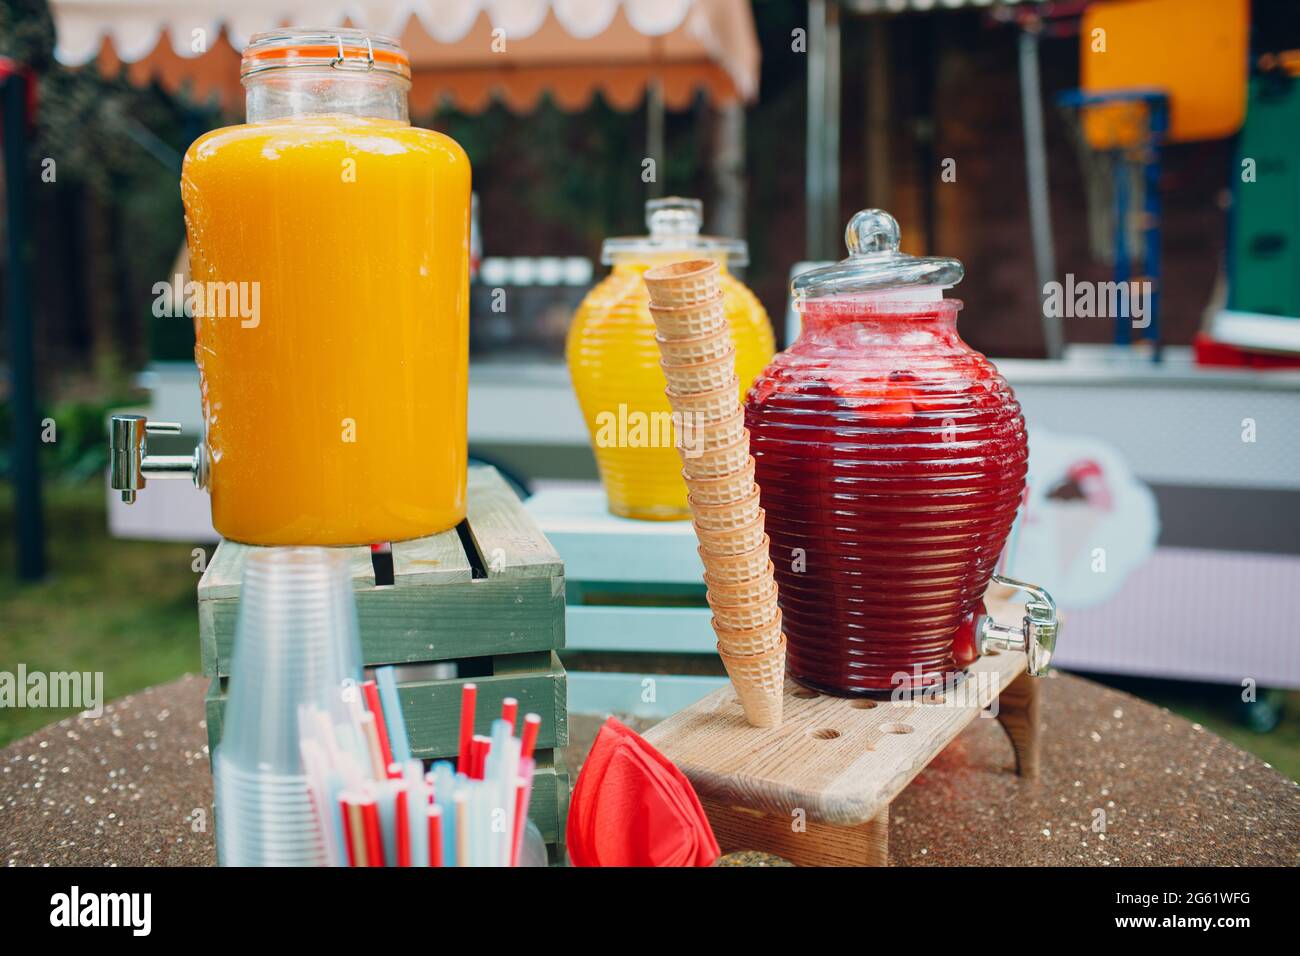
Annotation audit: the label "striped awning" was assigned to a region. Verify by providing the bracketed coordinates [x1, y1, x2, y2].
[845, 0, 1046, 13]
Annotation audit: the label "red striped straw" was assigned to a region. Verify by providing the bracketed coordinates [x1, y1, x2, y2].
[362, 680, 396, 774]
[428, 805, 443, 867]
[510, 782, 527, 866]
[500, 697, 518, 734]
[395, 789, 411, 867]
[361, 798, 385, 867]
[457, 683, 477, 774]
[520, 713, 542, 762]
[340, 796, 357, 867]
[471, 735, 491, 780]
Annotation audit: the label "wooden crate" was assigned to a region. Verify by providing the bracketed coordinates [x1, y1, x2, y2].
[198, 465, 570, 851]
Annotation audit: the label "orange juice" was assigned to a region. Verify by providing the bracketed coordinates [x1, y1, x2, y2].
[182, 114, 471, 545]
[567, 200, 774, 520]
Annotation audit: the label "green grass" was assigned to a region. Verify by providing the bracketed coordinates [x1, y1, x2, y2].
[0, 481, 202, 745]
[2, 482, 1298, 784]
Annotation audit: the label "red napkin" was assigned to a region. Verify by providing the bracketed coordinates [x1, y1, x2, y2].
[567, 717, 721, 867]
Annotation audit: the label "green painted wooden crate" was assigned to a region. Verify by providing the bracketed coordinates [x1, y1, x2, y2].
[198, 465, 570, 852]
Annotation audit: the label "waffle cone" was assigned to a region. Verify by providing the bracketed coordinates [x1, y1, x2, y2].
[666, 382, 741, 423]
[660, 350, 738, 395]
[703, 553, 773, 588]
[710, 592, 780, 632]
[679, 409, 746, 462]
[655, 328, 732, 366]
[704, 572, 777, 607]
[649, 299, 727, 339]
[689, 486, 761, 531]
[718, 635, 786, 728]
[713, 611, 784, 657]
[643, 259, 722, 309]
[695, 509, 765, 555]
[681, 436, 751, 480]
[684, 460, 756, 506]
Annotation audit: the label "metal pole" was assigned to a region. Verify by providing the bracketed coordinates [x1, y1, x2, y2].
[646, 78, 665, 199]
[824, 0, 841, 259]
[3, 70, 47, 581]
[1017, 25, 1065, 360]
[806, 0, 827, 259]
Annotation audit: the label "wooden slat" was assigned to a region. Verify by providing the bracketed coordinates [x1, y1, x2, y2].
[565, 605, 716, 653]
[465, 466, 563, 579]
[203, 576, 565, 676]
[391, 529, 473, 586]
[644, 650, 1028, 826]
[197, 539, 374, 601]
[703, 800, 889, 867]
[398, 667, 568, 758]
[524, 484, 704, 585]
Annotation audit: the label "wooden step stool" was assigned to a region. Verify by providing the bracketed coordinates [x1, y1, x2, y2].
[643, 642, 1040, 867]
[197, 465, 571, 856]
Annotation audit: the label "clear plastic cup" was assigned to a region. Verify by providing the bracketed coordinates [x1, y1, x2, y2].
[214, 547, 363, 866]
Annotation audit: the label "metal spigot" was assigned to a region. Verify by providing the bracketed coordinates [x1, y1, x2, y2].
[977, 574, 1059, 677]
[110, 414, 207, 504]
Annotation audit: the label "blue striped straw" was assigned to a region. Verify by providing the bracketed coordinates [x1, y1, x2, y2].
[375, 666, 412, 763]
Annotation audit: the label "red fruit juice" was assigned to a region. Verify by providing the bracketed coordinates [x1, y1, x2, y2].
[744, 296, 1028, 696]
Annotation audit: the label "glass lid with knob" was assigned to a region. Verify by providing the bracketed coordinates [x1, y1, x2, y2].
[793, 208, 964, 304]
[601, 197, 748, 266]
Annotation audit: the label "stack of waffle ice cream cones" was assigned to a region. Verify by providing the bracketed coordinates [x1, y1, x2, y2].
[642, 259, 785, 728]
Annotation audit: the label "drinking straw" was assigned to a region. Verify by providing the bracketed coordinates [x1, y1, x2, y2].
[511, 757, 537, 867]
[432, 762, 457, 865]
[454, 790, 470, 867]
[500, 697, 518, 734]
[362, 680, 396, 773]
[495, 734, 521, 866]
[402, 761, 428, 868]
[376, 666, 412, 764]
[362, 795, 385, 867]
[520, 713, 541, 762]
[395, 788, 411, 867]
[347, 797, 367, 867]
[340, 795, 357, 867]
[457, 683, 477, 773]
[376, 781, 399, 866]
[428, 804, 443, 867]
[359, 712, 387, 779]
[471, 735, 491, 780]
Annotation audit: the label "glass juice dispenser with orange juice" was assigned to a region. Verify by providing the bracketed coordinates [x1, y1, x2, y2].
[567, 198, 775, 520]
[111, 30, 471, 546]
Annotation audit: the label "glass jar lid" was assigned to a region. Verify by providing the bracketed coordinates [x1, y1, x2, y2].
[793, 209, 963, 301]
[241, 29, 411, 82]
[601, 197, 748, 266]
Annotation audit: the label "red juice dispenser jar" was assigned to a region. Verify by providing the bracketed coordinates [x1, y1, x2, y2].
[745, 210, 1058, 697]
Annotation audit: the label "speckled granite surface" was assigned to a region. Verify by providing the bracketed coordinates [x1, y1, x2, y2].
[3, 672, 1297, 867]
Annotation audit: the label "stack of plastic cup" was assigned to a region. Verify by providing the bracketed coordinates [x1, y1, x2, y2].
[214, 547, 363, 866]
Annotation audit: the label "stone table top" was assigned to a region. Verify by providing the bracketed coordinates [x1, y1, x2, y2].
[3, 672, 1297, 866]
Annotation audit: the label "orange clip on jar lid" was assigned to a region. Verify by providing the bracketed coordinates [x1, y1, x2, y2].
[241, 28, 411, 82]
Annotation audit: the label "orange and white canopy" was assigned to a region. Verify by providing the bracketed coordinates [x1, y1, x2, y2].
[49, 0, 760, 113]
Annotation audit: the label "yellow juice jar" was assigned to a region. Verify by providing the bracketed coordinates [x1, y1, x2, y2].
[180, 30, 470, 546]
[567, 198, 774, 519]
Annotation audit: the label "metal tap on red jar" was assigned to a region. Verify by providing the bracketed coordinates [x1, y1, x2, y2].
[745, 210, 1058, 697]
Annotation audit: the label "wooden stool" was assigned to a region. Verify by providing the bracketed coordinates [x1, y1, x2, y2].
[644, 649, 1040, 867]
